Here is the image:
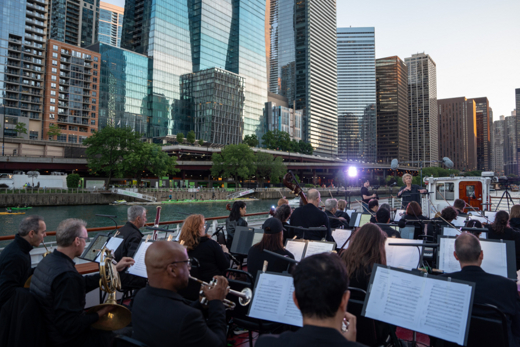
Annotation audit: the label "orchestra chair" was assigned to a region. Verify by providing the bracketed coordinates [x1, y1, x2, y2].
[112, 335, 149, 347]
[212, 225, 227, 246]
[433, 303, 509, 347]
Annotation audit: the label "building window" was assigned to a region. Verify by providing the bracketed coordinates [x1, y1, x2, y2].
[50, 98, 55, 104]
[93, 71, 97, 76]
[91, 105, 96, 111]
[93, 85, 97, 90]
[49, 114, 55, 119]
[68, 135, 77, 143]
[91, 119, 95, 125]
[57, 134, 67, 142]
[52, 60, 58, 66]
[91, 113, 96, 118]
[52, 67, 57, 73]
[29, 131, 38, 140]
[93, 77, 97, 83]
[53, 45, 58, 51]
[69, 126, 78, 131]
[50, 90, 56, 96]
[92, 91, 97, 97]
[94, 64, 98, 69]
[51, 75, 57, 81]
[49, 106, 55, 112]
[94, 57, 98, 62]
[52, 52, 58, 58]
[92, 99, 96, 103]
[51, 83, 56, 88]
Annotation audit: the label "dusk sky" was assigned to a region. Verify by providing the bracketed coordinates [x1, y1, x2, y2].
[106, 0, 519, 118]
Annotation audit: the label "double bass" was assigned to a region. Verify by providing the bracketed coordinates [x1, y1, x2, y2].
[283, 171, 308, 205]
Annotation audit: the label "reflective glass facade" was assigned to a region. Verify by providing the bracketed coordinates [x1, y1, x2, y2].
[99, 2, 123, 48]
[337, 27, 376, 162]
[48, 0, 99, 47]
[516, 89, 520, 174]
[467, 97, 491, 171]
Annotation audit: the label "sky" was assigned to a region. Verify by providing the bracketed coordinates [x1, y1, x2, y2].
[105, 0, 519, 118]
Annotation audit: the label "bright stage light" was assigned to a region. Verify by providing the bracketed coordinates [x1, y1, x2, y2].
[347, 166, 358, 178]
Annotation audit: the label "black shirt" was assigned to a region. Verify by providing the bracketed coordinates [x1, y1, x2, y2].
[335, 210, 351, 225]
[510, 218, 520, 230]
[325, 210, 348, 229]
[0, 234, 33, 308]
[398, 214, 428, 239]
[398, 184, 423, 208]
[290, 204, 333, 242]
[377, 224, 401, 238]
[114, 221, 143, 261]
[247, 246, 294, 283]
[360, 186, 371, 204]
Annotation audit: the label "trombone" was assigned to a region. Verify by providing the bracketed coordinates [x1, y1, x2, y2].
[189, 275, 253, 310]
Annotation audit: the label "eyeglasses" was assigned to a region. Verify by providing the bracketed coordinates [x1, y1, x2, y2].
[78, 236, 90, 242]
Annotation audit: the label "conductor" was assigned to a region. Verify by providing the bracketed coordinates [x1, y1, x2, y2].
[397, 173, 427, 208]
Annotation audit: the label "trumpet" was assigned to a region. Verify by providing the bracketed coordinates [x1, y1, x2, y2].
[189, 275, 253, 310]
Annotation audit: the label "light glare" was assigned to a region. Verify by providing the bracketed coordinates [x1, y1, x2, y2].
[347, 166, 357, 177]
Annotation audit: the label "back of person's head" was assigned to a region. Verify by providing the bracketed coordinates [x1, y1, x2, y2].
[376, 208, 390, 224]
[128, 205, 146, 222]
[18, 215, 44, 236]
[324, 198, 338, 212]
[293, 253, 348, 319]
[510, 205, 520, 219]
[453, 199, 466, 211]
[341, 224, 386, 279]
[307, 189, 320, 202]
[379, 203, 391, 212]
[466, 220, 483, 228]
[277, 198, 289, 207]
[274, 204, 291, 223]
[255, 218, 284, 252]
[455, 233, 481, 263]
[229, 201, 246, 221]
[337, 199, 347, 211]
[440, 206, 458, 222]
[492, 210, 510, 234]
[56, 218, 86, 247]
[406, 201, 422, 216]
[368, 199, 379, 210]
[179, 214, 205, 251]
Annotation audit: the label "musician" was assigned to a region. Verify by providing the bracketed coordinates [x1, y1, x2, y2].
[397, 173, 427, 208]
[273, 204, 293, 242]
[225, 201, 248, 249]
[30, 218, 134, 347]
[132, 241, 228, 347]
[178, 214, 230, 301]
[360, 180, 376, 205]
[367, 199, 378, 223]
[375, 208, 401, 238]
[290, 189, 334, 242]
[324, 199, 348, 229]
[278, 198, 289, 206]
[247, 218, 295, 283]
[486, 211, 520, 270]
[440, 233, 520, 346]
[426, 206, 458, 241]
[335, 199, 351, 225]
[453, 199, 468, 217]
[0, 215, 46, 309]
[398, 201, 428, 239]
[509, 205, 520, 230]
[256, 253, 362, 347]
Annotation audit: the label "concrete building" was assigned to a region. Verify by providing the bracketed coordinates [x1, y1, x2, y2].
[99, 2, 124, 48]
[437, 97, 477, 171]
[504, 115, 517, 176]
[405, 53, 438, 167]
[264, 93, 302, 142]
[48, 0, 99, 47]
[493, 116, 505, 176]
[516, 89, 520, 174]
[468, 97, 492, 171]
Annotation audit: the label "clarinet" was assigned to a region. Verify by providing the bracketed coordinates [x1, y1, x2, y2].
[152, 206, 162, 240]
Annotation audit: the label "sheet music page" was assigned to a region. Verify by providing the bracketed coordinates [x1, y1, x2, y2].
[385, 239, 423, 270]
[364, 267, 472, 345]
[485, 211, 497, 223]
[355, 213, 362, 227]
[332, 229, 351, 249]
[359, 214, 372, 227]
[95, 237, 124, 263]
[285, 240, 306, 262]
[442, 227, 461, 238]
[127, 242, 153, 278]
[304, 241, 334, 258]
[346, 210, 355, 218]
[452, 216, 466, 227]
[248, 273, 303, 327]
[469, 216, 488, 224]
[438, 238, 462, 274]
[394, 210, 405, 222]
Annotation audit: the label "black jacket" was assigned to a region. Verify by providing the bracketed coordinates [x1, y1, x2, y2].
[256, 325, 366, 347]
[0, 234, 33, 309]
[398, 184, 423, 208]
[325, 210, 348, 229]
[132, 285, 227, 347]
[510, 218, 520, 230]
[290, 204, 333, 242]
[114, 221, 147, 290]
[378, 224, 401, 238]
[398, 214, 427, 239]
[486, 225, 520, 270]
[225, 217, 248, 249]
[440, 266, 520, 347]
[247, 246, 294, 284]
[335, 210, 351, 225]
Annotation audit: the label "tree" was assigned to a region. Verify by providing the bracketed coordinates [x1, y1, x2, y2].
[47, 124, 61, 141]
[261, 131, 276, 149]
[83, 126, 142, 186]
[255, 152, 287, 185]
[123, 142, 180, 186]
[14, 122, 27, 137]
[198, 139, 204, 146]
[411, 167, 460, 185]
[66, 173, 81, 189]
[176, 132, 184, 144]
[289, 139, 300, 153]
[187, 130, 196, 145]
[298, 140, 313, 155]
[243, 134, 259, 147]
[211, 144, 256, 183]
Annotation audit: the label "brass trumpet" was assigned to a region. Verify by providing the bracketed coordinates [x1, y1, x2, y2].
[189, 275, 253, 310]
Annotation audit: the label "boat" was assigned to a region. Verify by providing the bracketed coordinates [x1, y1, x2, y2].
[8, 207, 33, 210]
[0, 212, 26, 215]
[110, 199, 127, 205]
[161, 198, 259, 204]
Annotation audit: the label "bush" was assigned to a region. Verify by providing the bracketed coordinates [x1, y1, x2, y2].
[304, 184, 315, 188]
[66, 173, 81, 189]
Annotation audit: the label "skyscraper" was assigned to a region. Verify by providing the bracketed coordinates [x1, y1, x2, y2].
[504, 114, 517, 176]
[405, 53, 438, 167]
[493, 116, 505, 176]
[99, 2, 124, 48]
[516, 89, 520, 174]
[337, 27, 376, 162]
[468, 97, 492, 171]
[48, 0, 99, 47]
[0, 0, 48, 141]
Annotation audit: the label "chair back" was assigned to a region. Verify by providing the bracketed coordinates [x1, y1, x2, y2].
[112, 335, 149, 347]
[347, 287, 379, 347]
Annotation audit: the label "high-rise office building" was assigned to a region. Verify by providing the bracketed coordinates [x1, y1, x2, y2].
[294, 0, 337, 156]
[493, 116, 505, 176]
[405, 53, 438, 167]
[264, 93, 302, 141]
[99, 2, 124, 48]
[468, 97, 492, 171]
[504, 114, 517, 176]
[437, 97, 477, 171]
[516, 89, 520, 174]
[0, 0, 48, 141]
[375, 56, 408, 164]
[48, 0, 99, 47]
[43, 40, 100, 143]
[337, 27, 376, 162]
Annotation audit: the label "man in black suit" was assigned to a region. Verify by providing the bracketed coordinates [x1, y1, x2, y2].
[375, 208, 400, 238]
[132, 241, 228, 347]
[290, 189, 333, 241]
[440, 233, 520, 346]
[256, 253, 364, 347]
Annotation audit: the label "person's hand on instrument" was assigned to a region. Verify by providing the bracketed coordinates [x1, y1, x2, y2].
[96, 305, 114, 318]
[115, 257, 135, 271]
[203, 276, 229, 302]
[220, 244, 229, 253]
[341, 311, 357, 342]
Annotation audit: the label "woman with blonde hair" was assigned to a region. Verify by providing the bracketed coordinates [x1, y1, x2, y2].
[397, 173, 427, 209]
[509, 205, 520, 230]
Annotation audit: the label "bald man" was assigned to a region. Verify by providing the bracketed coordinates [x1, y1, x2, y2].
[289, 189, 333, 241]
[132, 241, 229, 347]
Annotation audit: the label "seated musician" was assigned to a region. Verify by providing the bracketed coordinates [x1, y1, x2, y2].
[132, 241, 228, 347]
[0, 216, 46, 309]
[178, 214, 230, 301]
[398, 201, 428, 239]
[426, 206, 458, 241]
[335, 199, 351, 225]
[256, 253, 362, 347]
[247, 218, 295, 284]
[487, 211, 520, 270]
[225, 201, 248, 249]
[440, 233, 520, 346]
[277, 197, 289, 206]
[367, 199, 378, 223]
[290, 189, 334, 241]
[360, 179, 376, 212]
[324, 198, 348, 229]
[274, 204, 293, 242]
[375, 208, 401, 238]
[509, 205, 520, 230]
[453, 199, 468, 217]
[30, 218, 134, 347]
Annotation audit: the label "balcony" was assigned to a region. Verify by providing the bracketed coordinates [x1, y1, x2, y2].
[5, 102, 18, 107]
[60, 57, 70, 63]
[8, 37, 22, 44]
[58, 102, 68, 108]
[26, 2, 46, 13]
[61, 49, 71, 56]
[6, 77, 20, 83]
[30, 114, 41, 120]
[6, 69, 19, 76]
[8, 54, 21, 61]
[84, 63, 91, 68]
[8, 46, 20, 51]
[5, 93, 18, 101]
[6, 87, 19, 92]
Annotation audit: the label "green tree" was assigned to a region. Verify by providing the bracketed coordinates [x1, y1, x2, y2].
[243, 134, 259, 147]
[83, 126, 142, 186]
[274, 130, 291, 151]
[289, 139, 300, 153]
[261, 131, 276, 149]
[298, 140, 314, 155]
[187, 130, 196, 145]
[198, 139, 204, 146]
[176, 132, 184, 144]
[462, 170, 482, 177]
[66, 173, 81, 189]
[47, 124, 61, 141]
[211, 144, 256, 183]
[123, 143, 180, 186]
[255, 152, 287, 185]
[411, 167, 460, 185]
[14, 122, 27, 137]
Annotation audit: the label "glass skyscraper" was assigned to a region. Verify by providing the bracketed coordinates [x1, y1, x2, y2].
[99, 2, 124, 48]
[48, 0, 99, 47]
[337, 27, 376, 162]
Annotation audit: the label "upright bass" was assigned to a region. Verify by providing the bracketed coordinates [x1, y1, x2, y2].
[283, 171, 308, 205]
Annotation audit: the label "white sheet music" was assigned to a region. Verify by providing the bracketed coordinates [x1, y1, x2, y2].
[364, 267, 473, 345]
[127, 242, 153, 278]
[248, 273, 303, 327]
[359, 214, 372, 227]
[443, 227, 461, 238]
[485, 211, 497, 223]
[385, 239, 423, 270]
[305, 241, 335, 257]
[285, 240, 306, 262]
[394, 209, 405, 222]
[452, 216, 466, 227]
[346, 210, 356, 218]
[354, 213, 362, 227]
[332, 229, 352, 249]
[95, 237, 124, 263]
[469, 216, 488, 224]
[438, 238, 508, 277]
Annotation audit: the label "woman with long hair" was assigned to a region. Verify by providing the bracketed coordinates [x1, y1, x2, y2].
[225, 201, 247, 249]
[509, 205, 520, 230]
[178, 214, 230, 300]
[274, 204, 292, 242]
[398, 201, 427, 239]
[488, 210, 520, 269]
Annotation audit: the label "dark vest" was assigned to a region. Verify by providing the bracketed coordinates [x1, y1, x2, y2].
[30, 250, 78, 346]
